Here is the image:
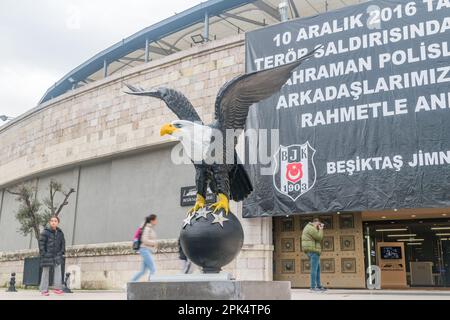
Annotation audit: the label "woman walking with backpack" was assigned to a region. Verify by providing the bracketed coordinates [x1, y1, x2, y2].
[131, 214, 158, 282]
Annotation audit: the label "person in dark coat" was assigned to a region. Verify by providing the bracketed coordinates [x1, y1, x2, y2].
[38, 215, 66, 296]
[178, 238, 192, 274]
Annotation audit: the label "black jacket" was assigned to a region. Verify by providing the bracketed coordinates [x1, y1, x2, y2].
[38, 227, 66, 267]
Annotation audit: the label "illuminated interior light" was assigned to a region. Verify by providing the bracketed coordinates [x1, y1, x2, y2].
[387, 234, 417, 238]
[375, 228, 407, 232]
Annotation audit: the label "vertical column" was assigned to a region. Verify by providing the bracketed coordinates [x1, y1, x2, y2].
[29, 178, 40, 249]
[145, 38, 150, 63]
[0, 189, 4, 229]
[366, 225, 372, 286]
[103, 59, 108, 78]
[204, 11, 209, 42]
[238, 204, 273, 246]
[278, 1, 289, 22]
[235, 201, 274, 281]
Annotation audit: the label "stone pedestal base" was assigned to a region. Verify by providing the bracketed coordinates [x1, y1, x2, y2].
[150, 273, 233, 282]
[127, 280, 291, 300]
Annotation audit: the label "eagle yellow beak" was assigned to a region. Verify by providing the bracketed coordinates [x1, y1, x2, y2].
[160, 123, 178, 136]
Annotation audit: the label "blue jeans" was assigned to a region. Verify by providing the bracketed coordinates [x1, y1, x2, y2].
[307, 252, 321, 289]
[131, 247, 156, 281]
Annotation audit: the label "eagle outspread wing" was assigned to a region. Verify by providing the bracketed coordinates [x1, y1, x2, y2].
[123, 49, 319, 213]
[211, 49, 319, 205]
[124, 84, 202, 123]
[214, 48, 319, 130]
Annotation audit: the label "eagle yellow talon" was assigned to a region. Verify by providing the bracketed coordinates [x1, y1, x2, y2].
[210, 193, 229, 215]
[188, 194, 206, 216]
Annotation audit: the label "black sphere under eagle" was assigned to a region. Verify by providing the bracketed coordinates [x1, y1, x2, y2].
[125, 49, 318, 216]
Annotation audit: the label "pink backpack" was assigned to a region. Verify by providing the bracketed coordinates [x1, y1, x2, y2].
[132, 225, 145, 251]
[133, 226, 142, 241]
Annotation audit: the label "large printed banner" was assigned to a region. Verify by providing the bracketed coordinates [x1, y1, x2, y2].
[243, 0, 450, 217]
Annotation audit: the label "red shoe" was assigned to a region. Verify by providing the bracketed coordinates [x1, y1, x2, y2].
[41, 291, 50, 296]
[53, 289, 64, 295]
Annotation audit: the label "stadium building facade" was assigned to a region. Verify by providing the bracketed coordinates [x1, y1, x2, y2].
[1, 0, 449, 289]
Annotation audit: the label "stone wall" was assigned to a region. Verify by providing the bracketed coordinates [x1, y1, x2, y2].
[0, 240, 274, 290]
[0, 33, 276, 287]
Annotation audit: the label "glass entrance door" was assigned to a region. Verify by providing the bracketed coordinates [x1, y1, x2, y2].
[438, 237, 450, 286]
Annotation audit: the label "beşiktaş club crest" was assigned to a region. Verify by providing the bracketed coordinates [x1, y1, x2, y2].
[272, 142, 317, 201]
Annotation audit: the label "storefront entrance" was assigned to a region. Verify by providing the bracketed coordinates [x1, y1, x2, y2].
[273, 209, 450, 289]
[364, 218, 450, 288]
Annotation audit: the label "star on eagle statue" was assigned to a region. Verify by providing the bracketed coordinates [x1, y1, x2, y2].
[125, 49, 318, 216]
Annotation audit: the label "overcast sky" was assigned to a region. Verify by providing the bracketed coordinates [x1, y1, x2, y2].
[0, 0, 202, 119]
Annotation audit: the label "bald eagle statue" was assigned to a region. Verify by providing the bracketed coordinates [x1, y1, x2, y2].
[125, 49, 318, 216]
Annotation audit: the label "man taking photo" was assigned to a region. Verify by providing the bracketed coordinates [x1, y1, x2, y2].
[301, 217, 327, 292]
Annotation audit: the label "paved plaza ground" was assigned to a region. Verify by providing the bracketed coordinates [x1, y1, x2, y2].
[1, 288, 450, 300]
